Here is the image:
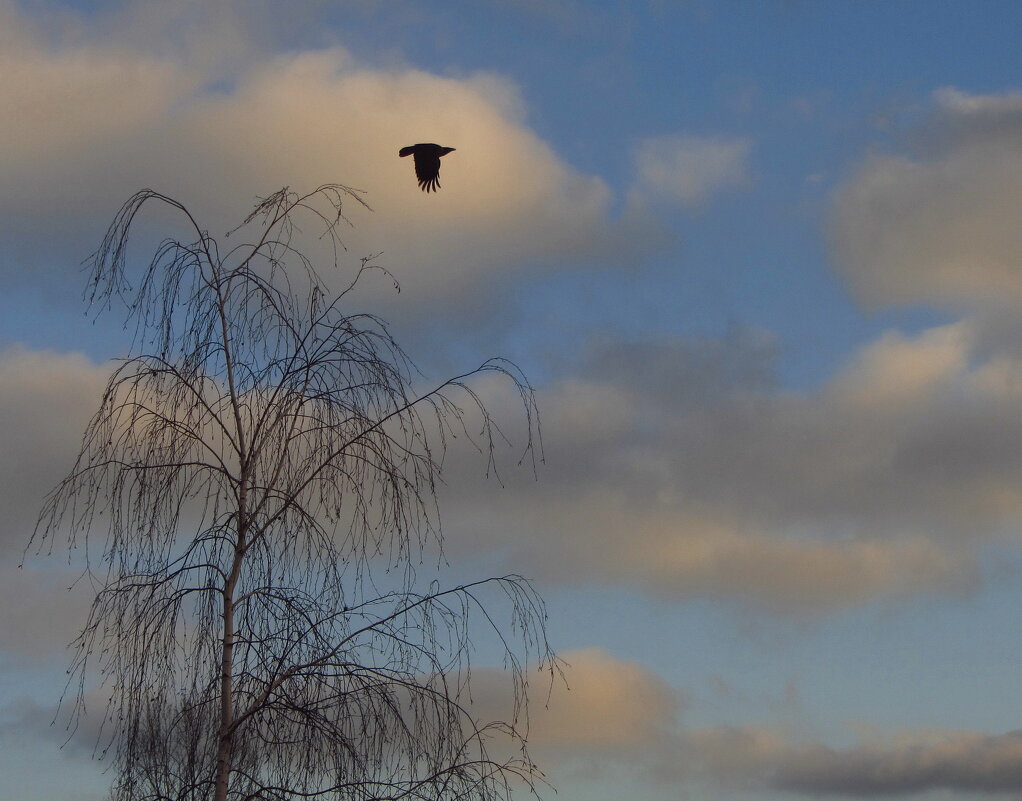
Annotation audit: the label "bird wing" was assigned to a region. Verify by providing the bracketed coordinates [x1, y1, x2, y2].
[413, 151, 442, 193]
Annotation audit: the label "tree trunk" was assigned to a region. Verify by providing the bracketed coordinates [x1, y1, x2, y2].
[213, 494, 247, 801]
[212, 546, 240, 801]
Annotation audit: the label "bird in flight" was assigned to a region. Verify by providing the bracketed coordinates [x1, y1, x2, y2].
[399, 143, 456, 193]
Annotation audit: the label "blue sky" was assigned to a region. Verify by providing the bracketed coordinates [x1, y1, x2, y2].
[7, 2, 1022, 800]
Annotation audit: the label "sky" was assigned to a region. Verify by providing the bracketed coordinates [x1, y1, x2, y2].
[7, 1, 1022, 799]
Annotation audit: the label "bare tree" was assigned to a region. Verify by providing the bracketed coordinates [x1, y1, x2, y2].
[30, 185, 553, 801]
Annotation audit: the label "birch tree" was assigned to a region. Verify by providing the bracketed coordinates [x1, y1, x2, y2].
[31, 185, 553, 801]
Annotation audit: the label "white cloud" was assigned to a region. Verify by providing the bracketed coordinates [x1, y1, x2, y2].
[630, 133, 752, 207]
[0, 2, 664, 317]
[934, 86, 1022, 116]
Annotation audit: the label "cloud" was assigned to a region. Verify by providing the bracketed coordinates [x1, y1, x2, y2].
[6, 318, 1022, 621]
[0, 687, 112, 755]
[0, 1, 664, 315]
[0, 692, 108, 801]
[630, 134, 752, 207]
[679, 724, 790, 786]
[5, 339, 1021, 796]
[465, 650, 1022, 797]
[441, 321, 1022, 614]
[684, 725, 1022, 797]
[0, 17, 192, 169]
[0, 346, 108, 558]
[176, 51, 645, 299]
[832, 87, 1022, 310]
[522, 648, 680, 755]
[468, 648, 683, 777]
[0, 346, 109, 662]
[776, 730, 1022, 796]
[468, 652, 1022, 798]
[0, 566, 93, 665]
[933, 86, 1022, 117]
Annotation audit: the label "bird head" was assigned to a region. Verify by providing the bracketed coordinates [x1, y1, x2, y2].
[440, 147, 456, 156]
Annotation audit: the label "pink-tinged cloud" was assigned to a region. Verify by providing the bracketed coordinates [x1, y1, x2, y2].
[466, 648, 682, 778]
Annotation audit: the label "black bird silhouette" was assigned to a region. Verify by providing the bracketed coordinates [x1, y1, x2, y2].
[399, 143, 456, 193]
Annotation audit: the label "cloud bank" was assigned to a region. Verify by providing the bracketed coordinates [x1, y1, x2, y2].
[5, 324, 1022, 628]
[441, 320, 1022, 613]
[684, 725, 1022, 797]
[5, 322, 1013, 627]
[466, 652, 1022, 798]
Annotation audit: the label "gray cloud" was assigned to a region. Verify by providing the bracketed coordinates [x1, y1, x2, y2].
[775, 731, 1022, 796]
[0, 347, 108, 663]
[440, 321, 1022, 613]
[832, 87, 1022, 311]
[0, 566, 93, 665]
[683, 725, 1022, 797]
[0, 688, 111, 756]
[0, 346, 108, 558]
[6, 317, 1022, 623]
[461, 652, 1022, 798]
